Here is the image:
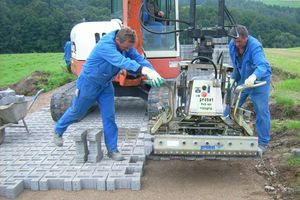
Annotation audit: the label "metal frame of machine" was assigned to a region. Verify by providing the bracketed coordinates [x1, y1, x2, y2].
[147, 60, 266, 159]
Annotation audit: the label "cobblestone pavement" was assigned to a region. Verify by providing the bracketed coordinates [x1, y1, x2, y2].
[0, 98, 152, 198]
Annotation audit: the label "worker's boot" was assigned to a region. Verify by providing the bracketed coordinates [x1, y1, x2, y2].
[107, 150, 124, 161]
[53, 133, 63, 147]
[258, 144, 268, 157]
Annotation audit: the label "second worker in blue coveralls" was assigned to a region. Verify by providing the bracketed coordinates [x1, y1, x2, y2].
[229, 25, 272, 153]
[53, 27, 165, 161]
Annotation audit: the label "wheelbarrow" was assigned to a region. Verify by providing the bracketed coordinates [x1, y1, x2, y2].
[0, 89, 43, 144]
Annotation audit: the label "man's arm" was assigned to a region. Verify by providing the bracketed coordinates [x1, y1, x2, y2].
[229, 41, 240, 82]
[127, 48, 154, 70]
[251, 46, 271, 80]
[97, 44, 141, 72]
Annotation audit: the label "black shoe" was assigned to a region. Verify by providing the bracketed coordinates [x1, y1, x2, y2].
[107, 150, 124, 161]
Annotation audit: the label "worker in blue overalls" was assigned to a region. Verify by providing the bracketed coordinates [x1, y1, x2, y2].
[53, 27, 165, 161]
[229, 25, 272, 153]
[64, 41, 72, 72]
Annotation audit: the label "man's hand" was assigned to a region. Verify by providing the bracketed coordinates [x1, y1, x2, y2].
[244, 74, 256, 86]
[158, 11, 165, 17]
[141, 67, 165, 87]
[229, 78, 235, 86]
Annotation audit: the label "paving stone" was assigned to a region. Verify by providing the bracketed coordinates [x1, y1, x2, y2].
[0, 97, 148, 197]
[0, 180, 24, 198]
[106, 172, 141, 191]
[39, 172, 76, 191]
[0, 88, 16, 98]
[73, 129, 88, 163]
[87, 129, 103, 163]
[292, 148, 300, 157]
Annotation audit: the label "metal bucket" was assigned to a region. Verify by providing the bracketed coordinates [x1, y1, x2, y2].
[0, 100, 29, 124]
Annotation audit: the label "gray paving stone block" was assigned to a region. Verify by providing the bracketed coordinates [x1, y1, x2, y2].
[106, 173, 141, 191]
[128, 162, 144, 175]
[39, 176, 63, 191]
[0, 180, 24, 198]
[0, 96, 16, 106]
[71, 179, 81, 191]
[39, 173, 76, 191]
[73, 172, 108, 191]
[87, 129, 103, 163]
[129, 155, 146, 162]
[73, 129, 88, 163]
[0, 88, 16, 98]
[144, 141, 153, 155]
[26, 173, 46, 190]
[11, 170, 35, 186]
[292, 148, 300, 157]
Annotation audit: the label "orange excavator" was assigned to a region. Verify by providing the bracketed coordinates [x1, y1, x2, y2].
[51, 0, 232, 121]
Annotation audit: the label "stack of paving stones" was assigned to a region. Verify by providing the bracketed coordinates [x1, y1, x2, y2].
[73, 129, 103, 163]
[73, 129, 89, 163]
[0, 88, 25, 106]
[0, 97, 152, 198]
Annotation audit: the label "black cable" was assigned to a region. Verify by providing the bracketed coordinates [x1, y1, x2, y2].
[139, 3, 187, 34]
[217, 51, 224, 79]
[191, 56, 218, 79]
[224, 6, 239, 39]
[142, 1, 191, 25]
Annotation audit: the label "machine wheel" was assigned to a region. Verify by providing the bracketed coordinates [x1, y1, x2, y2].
[50, 82, 76, 121]
[50, 91, 74, 121]
[50, 81, 98, 121]
[0, 129, 5, 145]
[147, 83, 173, 120]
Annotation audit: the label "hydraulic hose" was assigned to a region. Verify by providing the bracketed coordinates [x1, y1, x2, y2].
[191, 56, 218, 80]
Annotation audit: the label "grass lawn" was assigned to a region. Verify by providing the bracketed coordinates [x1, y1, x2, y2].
[272, 119, 300, 133]
[253, 0, 300, 8]
[0, 53, 75, 91]
[265, 48, 300, 78]
[265, 48, 300, 109]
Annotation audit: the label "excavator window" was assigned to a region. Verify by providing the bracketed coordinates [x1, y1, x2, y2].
[111, 0, 123, 19]
[142, 0, 177, 51]
[95, 33, 100, 43]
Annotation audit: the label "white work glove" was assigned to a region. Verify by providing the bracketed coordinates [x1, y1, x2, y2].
[141, 67, 165, 87]
[244, 74, 257, 86]
[229, 78, 235, 86]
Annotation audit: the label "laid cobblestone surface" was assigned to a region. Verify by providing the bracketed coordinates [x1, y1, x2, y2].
[0, 97, 152, 198]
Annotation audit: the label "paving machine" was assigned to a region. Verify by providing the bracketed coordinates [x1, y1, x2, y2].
[141, 0, 265, 159]
[147, 60, 266, 159]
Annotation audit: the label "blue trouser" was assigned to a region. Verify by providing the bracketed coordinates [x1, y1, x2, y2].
[55, 76, 118, 152]
[238, 82, 271, 145]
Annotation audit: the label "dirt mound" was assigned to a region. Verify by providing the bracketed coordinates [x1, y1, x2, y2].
[270, 103, 300, 120]
[255, 127, 300, 200]
[2, 71, 49, 96]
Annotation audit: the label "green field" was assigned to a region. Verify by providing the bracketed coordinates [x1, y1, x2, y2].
[265, 47, 300, 78]
[264, 48, 300, 108]
[253, 0, 300, 8]
[0, 53, 75, 91]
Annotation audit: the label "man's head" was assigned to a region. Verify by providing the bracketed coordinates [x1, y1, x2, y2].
[115, 27, 137, 52]
[230, 25, 249, 50]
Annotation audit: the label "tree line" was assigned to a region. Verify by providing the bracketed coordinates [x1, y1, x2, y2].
[1, 0, 299, 53]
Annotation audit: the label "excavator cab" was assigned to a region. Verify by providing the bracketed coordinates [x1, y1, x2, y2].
[111, 0, 181, 80]
[112, 0, 179, 54]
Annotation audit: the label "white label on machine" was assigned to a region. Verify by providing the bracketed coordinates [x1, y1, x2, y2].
[166, 140, 179, 147]
[189, 80, 223, 116]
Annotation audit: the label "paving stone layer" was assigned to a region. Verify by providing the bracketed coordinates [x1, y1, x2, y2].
[0, 97, 152, 198]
